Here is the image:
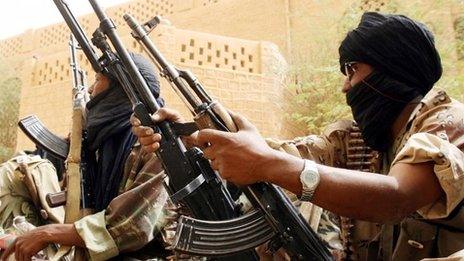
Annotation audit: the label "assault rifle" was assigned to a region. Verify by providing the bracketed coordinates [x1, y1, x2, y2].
[53, 0, 258, 260]
[63, 33, 91, 221]
[18, 34, 91, 261]
[17, 35, 88, 161]
[18, 35, 92, 210]
[124, 15, 332, 260]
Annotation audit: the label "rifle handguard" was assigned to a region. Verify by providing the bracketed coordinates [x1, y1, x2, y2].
[210, 101, 238, 132]
[194, 102, 238, 132]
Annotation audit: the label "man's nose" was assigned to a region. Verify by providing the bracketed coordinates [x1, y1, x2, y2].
[342, 77, 352, 93]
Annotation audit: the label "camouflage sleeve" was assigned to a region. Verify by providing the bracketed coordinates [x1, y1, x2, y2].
[392, 132, 464, 219]
[0, 154, 64, 232]
[104, 154, 169, 253]
[74, 151, 169, 260]
[74, 211, 119, 261]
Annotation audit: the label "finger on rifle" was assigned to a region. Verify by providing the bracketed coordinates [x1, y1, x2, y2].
[132, 125, 155, 139]
[228, 110, 256, 132]
[194, 129, 230, 147]
[142, 142, 160, 154]
[182, 131, 199, 148]
[130, 114, 141, 127]
[139, 133, 162, 147]
[152, 108, 184, 123]
[202, 145, 216, 160]
[210, 159, 219, 170]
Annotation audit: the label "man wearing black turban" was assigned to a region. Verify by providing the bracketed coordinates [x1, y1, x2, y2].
[85, 52, 164, 211]
[338, 12, 442, 152]
[133, 12, 464, 260]
[2, 53, 172, 260]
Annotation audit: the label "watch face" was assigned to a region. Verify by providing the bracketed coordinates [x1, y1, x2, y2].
[303, 170, 318, 187]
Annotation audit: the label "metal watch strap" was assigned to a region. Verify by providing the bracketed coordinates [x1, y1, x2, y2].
[299, 159, 320, 202]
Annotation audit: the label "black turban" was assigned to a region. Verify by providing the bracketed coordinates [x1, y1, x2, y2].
[339, 12, 442, 95]
[86, 52, 163, 150]
[85, 52, 163, 211]
[130, 52, 164, 104]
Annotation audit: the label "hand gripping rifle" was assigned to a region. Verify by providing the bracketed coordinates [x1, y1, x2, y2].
[54, 0, 259, 260]
[124, 15, 332, 260]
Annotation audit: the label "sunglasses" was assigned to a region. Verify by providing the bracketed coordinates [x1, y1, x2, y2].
[344, 61, 358, 81]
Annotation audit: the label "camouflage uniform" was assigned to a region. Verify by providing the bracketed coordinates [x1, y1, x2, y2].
[74, 145, 171, 260]
[73, 88, 464, 260]
[0, 153, 65, 259]
[385, 89, 464, 260]
[76, 133, 348, 260]
[292, 89, 464, 260]
[0, 153, 64, 230]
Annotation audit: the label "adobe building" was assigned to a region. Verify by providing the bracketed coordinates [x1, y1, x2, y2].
[0, 0, 462, 151]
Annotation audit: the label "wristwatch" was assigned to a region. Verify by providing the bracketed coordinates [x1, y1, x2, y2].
[299, 159, 320, 202]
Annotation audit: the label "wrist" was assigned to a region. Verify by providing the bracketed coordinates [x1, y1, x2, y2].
[40, 224, 56, 243]
[262, 150, 305, 184]
[43, 224, 73, 244]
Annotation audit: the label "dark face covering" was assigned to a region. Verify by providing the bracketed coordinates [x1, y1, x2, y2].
[346, 71, 420, 151]
[84, 53, 163, 211]
[86, 80, 133, 151]
[339, 12, 442, 151]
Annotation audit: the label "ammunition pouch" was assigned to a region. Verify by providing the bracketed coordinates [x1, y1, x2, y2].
[392, 204, 464, 260]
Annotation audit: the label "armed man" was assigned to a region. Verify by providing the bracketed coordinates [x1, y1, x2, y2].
[0, 53, 177, 261]
[133, 12, 464, 260]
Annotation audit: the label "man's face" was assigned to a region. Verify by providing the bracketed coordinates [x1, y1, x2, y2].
[88, 73, 110, 98]
[342, 62, 374, 93]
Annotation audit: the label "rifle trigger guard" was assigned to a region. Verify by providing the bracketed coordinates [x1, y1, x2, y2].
[170, 174, 205, 204]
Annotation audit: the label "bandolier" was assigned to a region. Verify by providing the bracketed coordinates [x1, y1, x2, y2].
[326, 121, 382, 260]
[266, 119, 381, 259]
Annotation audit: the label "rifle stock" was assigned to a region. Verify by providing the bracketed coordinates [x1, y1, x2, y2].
[65, 34, 90, 223]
